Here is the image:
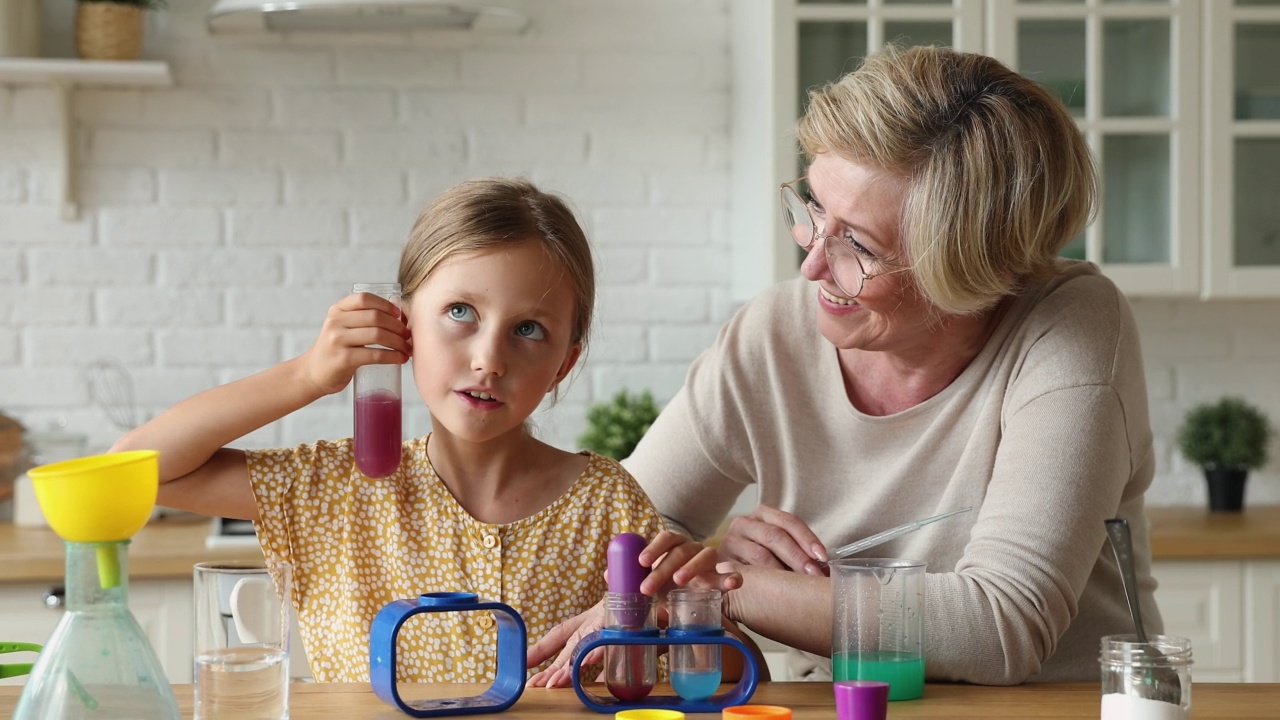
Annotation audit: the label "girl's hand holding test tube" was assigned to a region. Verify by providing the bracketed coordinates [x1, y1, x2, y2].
[526, 530, 742, 689]
[298, 291, 411, 397]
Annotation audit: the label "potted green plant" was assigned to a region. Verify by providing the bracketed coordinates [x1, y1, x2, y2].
[578, 389, 661, 461]
[76, 0, 166, 61]
[1176, 397, 1273, 512]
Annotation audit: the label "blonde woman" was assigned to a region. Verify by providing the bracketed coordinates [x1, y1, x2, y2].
[532, 46, 1158, 686]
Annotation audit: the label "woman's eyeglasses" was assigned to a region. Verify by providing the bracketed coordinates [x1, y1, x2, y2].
[780, 177, 909, 298]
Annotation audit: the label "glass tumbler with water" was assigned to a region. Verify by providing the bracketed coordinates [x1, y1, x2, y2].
[352, 282, 403, 479]
[193, 561, 292, 720]
[831, 558, 926, 701]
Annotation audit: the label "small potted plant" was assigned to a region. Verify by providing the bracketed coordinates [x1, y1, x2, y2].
[1176, 397, 1273, 512]
[76, 0, 166, 61]
[578, 389, 661, 461]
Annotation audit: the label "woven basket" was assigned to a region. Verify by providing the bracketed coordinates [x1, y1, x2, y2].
[75, 3, 144, 61]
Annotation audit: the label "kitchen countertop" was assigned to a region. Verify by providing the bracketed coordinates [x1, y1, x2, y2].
[1146, 505, 1280, 559]
[1, 505, 1276, 584]
[0, 514, 262, 583]
[2, 682, 1279, 718]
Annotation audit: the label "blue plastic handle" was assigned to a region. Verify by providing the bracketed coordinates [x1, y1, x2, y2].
[369, 592, 527, 717]
[570, 629, 760, 714]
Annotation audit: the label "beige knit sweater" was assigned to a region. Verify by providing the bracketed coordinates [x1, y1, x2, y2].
[624, 262, 1161, 683]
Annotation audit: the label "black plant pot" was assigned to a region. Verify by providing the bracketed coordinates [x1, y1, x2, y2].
[1204, 467, 1248, 512]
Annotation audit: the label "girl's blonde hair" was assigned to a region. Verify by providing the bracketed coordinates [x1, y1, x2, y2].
[797, 45, 1098, 316]
[398, 177, 595, 350]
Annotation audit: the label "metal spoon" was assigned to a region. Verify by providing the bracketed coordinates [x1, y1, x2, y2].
[1104, 518, 1183, 706]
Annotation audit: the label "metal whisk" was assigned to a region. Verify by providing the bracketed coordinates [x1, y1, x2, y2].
[82, 360, 138, 432]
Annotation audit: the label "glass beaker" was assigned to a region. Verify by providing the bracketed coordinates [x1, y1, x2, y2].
[668, 588, 722, 701]
[1100, 634, 1192, 719]
[831, 558, 926, 701]
[352, 282, 403, 479]
[603, 592, 657, 702]
[193, 561, 292, 720]
[13, 541, 181, 720]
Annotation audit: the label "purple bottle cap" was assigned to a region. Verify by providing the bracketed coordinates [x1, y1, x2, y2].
[834, 680, 889, 720]
[607, 533, 649, 593]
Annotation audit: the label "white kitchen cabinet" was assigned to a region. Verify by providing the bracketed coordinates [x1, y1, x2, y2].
[731, 1, 1280, 302]
[0, 578, 193, 686]
[1244, 560, 1280, 682]
[1152, 558, 1280, 682]
[1203, 2, 1280, 297]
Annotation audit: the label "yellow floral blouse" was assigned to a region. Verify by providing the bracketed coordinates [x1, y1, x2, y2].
[245, 435, 664, 683]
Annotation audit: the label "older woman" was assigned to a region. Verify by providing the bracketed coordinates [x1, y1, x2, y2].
[530, 45, 1159, 686]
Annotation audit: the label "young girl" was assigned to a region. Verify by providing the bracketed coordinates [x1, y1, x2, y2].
[112, 177, 734, 683]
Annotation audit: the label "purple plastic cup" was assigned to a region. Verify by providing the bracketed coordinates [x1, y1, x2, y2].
[834, 680, 890, 720]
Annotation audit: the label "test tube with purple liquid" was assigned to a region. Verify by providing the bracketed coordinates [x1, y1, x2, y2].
[604, 533, 657, 702]
[352, 282, 403, 479]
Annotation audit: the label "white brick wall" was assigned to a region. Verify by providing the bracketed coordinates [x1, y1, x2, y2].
[2, 0, 1278, 513]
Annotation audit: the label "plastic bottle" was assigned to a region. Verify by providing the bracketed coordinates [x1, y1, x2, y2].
[668, 588, 722, 701]
[352, 282, 403, 479]
[604, 533, 657, 702]
[13, 541, 180, 720]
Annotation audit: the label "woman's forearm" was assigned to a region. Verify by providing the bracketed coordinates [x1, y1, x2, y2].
[110, 357, 324, 483]
[722, 565, 833, 657]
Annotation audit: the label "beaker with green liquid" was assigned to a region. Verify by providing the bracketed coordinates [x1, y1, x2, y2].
[13, 450, 180, 720]
[831, 558, 927, 701]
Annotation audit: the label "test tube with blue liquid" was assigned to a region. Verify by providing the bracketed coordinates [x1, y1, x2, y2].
[604, 534, 657, 702]
[668, 588, 723, 701]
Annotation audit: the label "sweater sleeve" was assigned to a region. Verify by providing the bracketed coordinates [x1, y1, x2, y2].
[923, 277, 1152, 684]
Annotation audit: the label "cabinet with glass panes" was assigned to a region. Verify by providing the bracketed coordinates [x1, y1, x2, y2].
[731, 0, 1280, 299]
[1205, 0, 1280, 296]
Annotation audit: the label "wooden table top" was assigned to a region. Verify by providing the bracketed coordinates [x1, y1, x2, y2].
[2, 682, 1279, 718]
[1146, 504, 1280, 559]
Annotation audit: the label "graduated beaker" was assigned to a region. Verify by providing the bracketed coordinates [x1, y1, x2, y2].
[831, 558, 926, 701]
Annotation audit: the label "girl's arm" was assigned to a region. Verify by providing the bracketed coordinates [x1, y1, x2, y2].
[110, 292, 409, 520]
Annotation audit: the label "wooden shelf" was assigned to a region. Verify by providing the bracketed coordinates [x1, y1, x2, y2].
[0, 57, 171, 86]
[0, 58, 173, 219]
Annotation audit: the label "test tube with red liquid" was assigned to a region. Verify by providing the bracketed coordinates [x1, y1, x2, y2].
[604, 534, 657, 702]
[352, 282, 402, 479]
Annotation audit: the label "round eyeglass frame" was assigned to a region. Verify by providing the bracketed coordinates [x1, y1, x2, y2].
[780, 177, 908, 298]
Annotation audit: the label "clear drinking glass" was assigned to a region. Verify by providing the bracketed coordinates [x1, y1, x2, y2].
[352, 282, 403, 479]
[668, 588, 722, 701]
[831, 558, 926, 701]
[193, 561, 292, 720]
[603, 592, 656, 702]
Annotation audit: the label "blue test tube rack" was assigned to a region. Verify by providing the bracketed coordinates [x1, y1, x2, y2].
[569, 627, 761, 714]
[369, 592, 527, 718]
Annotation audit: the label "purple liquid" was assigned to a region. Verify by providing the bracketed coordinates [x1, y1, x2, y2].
[605, 645, 654, 701]
[355, 391, 401, 478]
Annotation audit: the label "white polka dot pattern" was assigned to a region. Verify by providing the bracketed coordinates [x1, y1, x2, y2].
[245, 435, 664, 683]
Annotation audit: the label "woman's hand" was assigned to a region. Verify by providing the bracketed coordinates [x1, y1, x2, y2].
[298, 291, 410, 396]
[638, 530, 742, 596]
[526, 531, 743, 688]
[719, 505, 829, 576]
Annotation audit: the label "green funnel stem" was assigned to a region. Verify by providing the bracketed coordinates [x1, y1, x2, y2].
[96, 543, 120, 589]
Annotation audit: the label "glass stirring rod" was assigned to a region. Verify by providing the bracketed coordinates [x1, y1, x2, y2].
[830, 506, 974, 560]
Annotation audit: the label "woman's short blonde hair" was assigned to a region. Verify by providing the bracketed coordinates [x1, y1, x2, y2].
[797, 45, 1098, 315]
[398, 177, 594, 350]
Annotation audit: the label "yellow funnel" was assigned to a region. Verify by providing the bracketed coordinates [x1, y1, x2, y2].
[28, 450, 159, 543]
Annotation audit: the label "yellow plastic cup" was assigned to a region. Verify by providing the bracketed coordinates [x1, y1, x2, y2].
[616, 711, 686, 720]
[28, 450, 159, 543]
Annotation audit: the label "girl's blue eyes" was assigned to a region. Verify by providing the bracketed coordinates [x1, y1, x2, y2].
[515, 321, 546, 340]
[447, 304, 546, 340]
[448, 304, 476, 322]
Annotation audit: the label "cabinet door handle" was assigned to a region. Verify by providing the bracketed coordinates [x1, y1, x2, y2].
[44, 586, 65, 609]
